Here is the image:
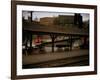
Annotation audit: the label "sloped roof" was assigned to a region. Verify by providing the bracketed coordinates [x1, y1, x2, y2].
[23, 21, 88, 36]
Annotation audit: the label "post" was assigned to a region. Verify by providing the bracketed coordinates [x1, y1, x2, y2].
[28, 11, 33, 22]
[69, 35, 72, 51]
[30, 33, 32, 48]
[30, 11, 33, 22]
[50, 34, 57, 53]
[52, 36, 55, 52]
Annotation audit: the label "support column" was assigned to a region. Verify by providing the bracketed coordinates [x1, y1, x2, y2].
[30, 33, 32, 48]
[52, 36, 55, 52]
[30, 11, 33, 22]
[69, 35, 72, 51]
[50, 34, 57, 53]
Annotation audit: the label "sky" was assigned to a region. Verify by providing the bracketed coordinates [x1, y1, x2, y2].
[22, 11, 89, 22]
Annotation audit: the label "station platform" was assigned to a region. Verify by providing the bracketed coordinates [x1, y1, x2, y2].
[22, 49, 89, 68]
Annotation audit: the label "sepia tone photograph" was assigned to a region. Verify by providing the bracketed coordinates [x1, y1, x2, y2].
[11, 1, 97, 79]
[22, 11, 89, 69]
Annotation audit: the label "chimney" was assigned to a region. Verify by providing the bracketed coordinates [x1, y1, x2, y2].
[78, 14, 83, 28]
[74, 13, 83, 28]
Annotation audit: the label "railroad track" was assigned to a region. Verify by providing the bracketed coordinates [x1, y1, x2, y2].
[23, 55, 89, 69]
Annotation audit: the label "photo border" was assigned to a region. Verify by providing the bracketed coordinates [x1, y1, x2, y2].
[11, 1, 97, 80]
